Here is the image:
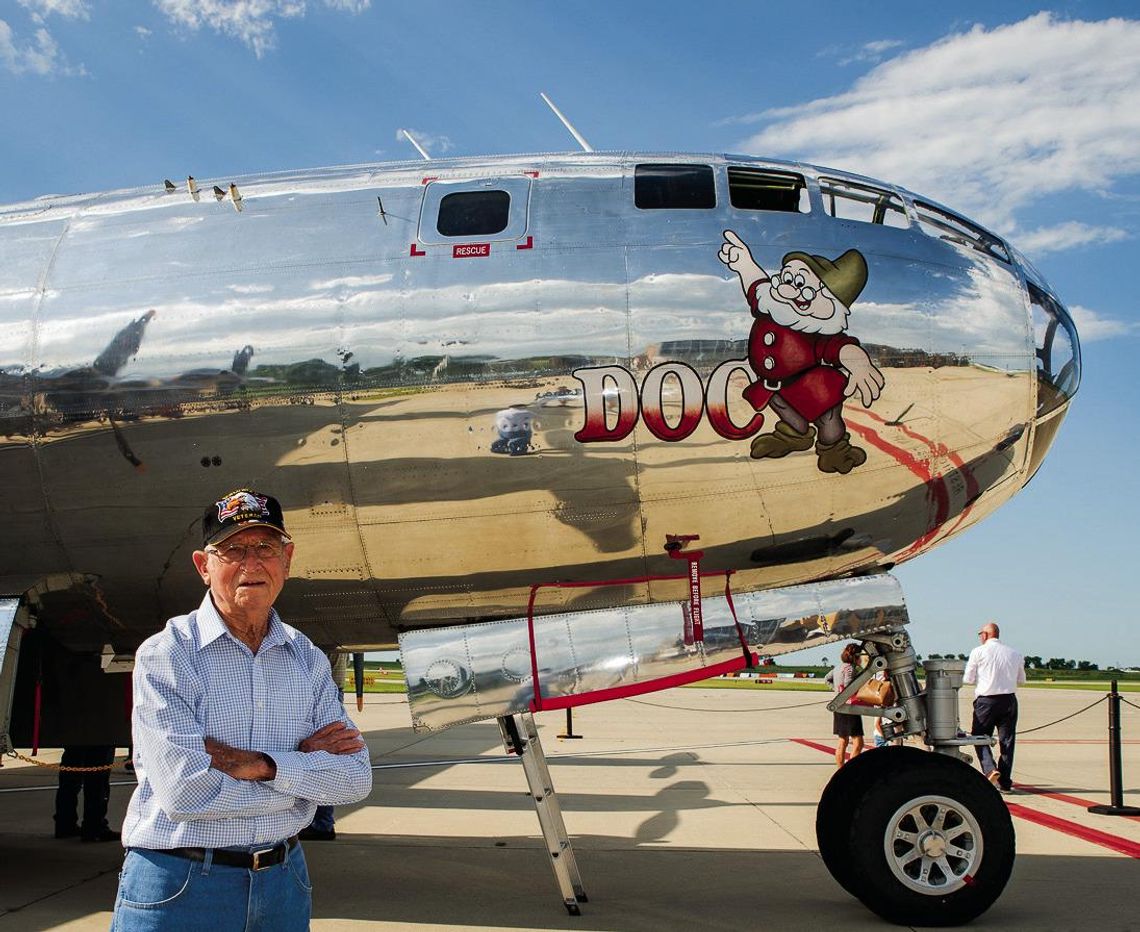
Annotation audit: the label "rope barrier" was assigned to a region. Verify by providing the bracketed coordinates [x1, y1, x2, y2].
[1120, 696, 1140, 712]
[4, 749, 125, 772]
[1016, 695, 1107, 736]
[625, 695, 830, 714]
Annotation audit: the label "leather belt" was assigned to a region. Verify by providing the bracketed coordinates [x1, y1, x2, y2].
[159, 836, 299, 871]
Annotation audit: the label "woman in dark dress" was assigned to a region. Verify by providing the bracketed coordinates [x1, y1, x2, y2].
[825, 642, 864, 768]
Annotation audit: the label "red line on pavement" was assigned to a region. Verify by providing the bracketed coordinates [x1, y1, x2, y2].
[1005, 803, 1140, 858]
[791, 737, 835, 755]
[792, 738, 1140, 858]
[1014, 783, 1140, 823]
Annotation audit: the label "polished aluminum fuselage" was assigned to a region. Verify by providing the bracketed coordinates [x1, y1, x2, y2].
[0, 153, 1078, 651]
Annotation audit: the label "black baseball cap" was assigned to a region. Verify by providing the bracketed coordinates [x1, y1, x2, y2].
[202, 489, 288, 547]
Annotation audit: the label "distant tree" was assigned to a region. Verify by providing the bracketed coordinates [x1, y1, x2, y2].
[957, 653, 969, 662]
[1046, 657, 1077, 670]
[926, 653, 943, 660]
[1077, 660, 1099, 671]
[1024, 655, 1043, 669]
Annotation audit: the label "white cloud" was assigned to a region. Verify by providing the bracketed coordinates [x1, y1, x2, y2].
[836, 38, 905, 66]
[17, 0, 90, 21]
[152, 0, 370, 57]
[737, 14, 1140, 238]
[0, 19, 84, 76]
[1068, 305, 1140, 342]
[1014, 222, 1129, 256]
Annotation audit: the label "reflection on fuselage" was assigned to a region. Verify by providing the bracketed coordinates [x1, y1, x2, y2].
[0, 152, 1078, 650]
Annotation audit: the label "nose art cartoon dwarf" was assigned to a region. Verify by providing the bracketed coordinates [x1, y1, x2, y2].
[718, 230, 885, 474]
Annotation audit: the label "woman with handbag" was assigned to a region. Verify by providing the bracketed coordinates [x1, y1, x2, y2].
[824, 643, 864, 768]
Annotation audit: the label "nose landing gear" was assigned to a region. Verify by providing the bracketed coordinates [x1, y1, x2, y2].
[816, 633, 1016, 926]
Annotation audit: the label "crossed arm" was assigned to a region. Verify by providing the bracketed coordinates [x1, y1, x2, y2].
[204, 721, 366, 781]
[133, 642, 372, 820]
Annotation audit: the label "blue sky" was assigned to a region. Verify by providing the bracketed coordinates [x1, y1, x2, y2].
[2, 1, 1138, 666]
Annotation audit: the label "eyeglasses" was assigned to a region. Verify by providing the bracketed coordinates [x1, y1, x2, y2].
[206, 540, 286, 564]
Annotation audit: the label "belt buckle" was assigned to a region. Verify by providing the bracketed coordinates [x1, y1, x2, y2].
[250, 846, 277, 871]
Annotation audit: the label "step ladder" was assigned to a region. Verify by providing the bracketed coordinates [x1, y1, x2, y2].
[498, 712, 587, 915]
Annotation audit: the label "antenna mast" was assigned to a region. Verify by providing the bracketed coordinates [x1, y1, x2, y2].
[398, 129, 432, 161]
[540, 92, 593, 153]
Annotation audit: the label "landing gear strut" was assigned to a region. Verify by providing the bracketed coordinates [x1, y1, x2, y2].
[817, 631, 1014, 926]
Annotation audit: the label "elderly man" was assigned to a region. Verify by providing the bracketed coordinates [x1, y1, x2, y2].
[964, 621, 1025, 793]
[111, 489, 372, 931]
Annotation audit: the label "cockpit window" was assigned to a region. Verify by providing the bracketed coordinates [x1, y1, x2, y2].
[437, 190, 510, 237]
[634, 164, 716, 210]
[914, 201, 1011, 263]
[728, 168, 808, 213]
[819, 177, 908, 228]
[1029, 282, 1081, 417]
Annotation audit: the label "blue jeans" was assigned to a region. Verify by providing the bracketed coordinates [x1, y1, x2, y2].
[110, 845, 312, 931]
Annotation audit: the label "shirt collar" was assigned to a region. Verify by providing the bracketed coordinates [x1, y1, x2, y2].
[194, 591, 287, 651]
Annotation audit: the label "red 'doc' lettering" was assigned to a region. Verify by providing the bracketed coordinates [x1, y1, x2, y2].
[572, 360, 766, 444]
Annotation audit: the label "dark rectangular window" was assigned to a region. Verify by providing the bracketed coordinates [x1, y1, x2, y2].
[635, 164, 715, 210]
[437, 190, 510, 237]
[728, 167, 808, 213]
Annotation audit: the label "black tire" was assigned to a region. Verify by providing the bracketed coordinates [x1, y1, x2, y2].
[847, 748, 1015, 926]
[816, 746, 900, 897]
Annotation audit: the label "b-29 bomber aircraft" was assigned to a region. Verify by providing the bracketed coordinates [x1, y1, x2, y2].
[0, 151, 1080, 925]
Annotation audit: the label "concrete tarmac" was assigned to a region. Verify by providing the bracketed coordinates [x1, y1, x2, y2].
[1, 685, 1138, 931]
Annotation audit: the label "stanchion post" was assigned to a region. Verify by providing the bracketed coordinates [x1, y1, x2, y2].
[1088, 679, 1140, 817]
[557, 707, 582, 740]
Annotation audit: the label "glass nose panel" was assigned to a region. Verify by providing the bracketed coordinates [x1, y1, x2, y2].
[1029, 282, 1081, 417]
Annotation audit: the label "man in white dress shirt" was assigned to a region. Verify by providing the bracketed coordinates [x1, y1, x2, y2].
[963, 621, 1025, 793]
[110, 489, 372, 931]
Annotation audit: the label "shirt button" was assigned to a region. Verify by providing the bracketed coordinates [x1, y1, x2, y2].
[763, 357, 775, 370]
[763, 332, 776, 346]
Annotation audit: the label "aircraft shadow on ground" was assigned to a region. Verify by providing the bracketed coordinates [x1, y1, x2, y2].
[309, 847, 1140, 931]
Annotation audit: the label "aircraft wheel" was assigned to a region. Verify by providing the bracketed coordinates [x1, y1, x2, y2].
[816, 745, 899, 897]
[847, 747, 1014, 926]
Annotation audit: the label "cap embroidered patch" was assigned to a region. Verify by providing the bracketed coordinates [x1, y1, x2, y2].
[217, 490, 269, 522]
[202, 488, 287, 547]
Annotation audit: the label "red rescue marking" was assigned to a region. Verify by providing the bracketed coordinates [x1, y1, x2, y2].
[516, 235, 534, 250]
[409, 243, 426, 257]
[453, 243, 490, 258]
[524, 171, 539, 178]
[421, 176, 438, 185]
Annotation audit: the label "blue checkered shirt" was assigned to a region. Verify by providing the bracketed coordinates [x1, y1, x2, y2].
[121, 593, 372, 850]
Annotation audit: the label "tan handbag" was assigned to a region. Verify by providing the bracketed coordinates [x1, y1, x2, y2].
[855, 678, 896, 707]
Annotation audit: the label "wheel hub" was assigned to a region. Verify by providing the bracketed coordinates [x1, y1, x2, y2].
[884, 794, 984, 895]
[919, 832, 948, 858]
